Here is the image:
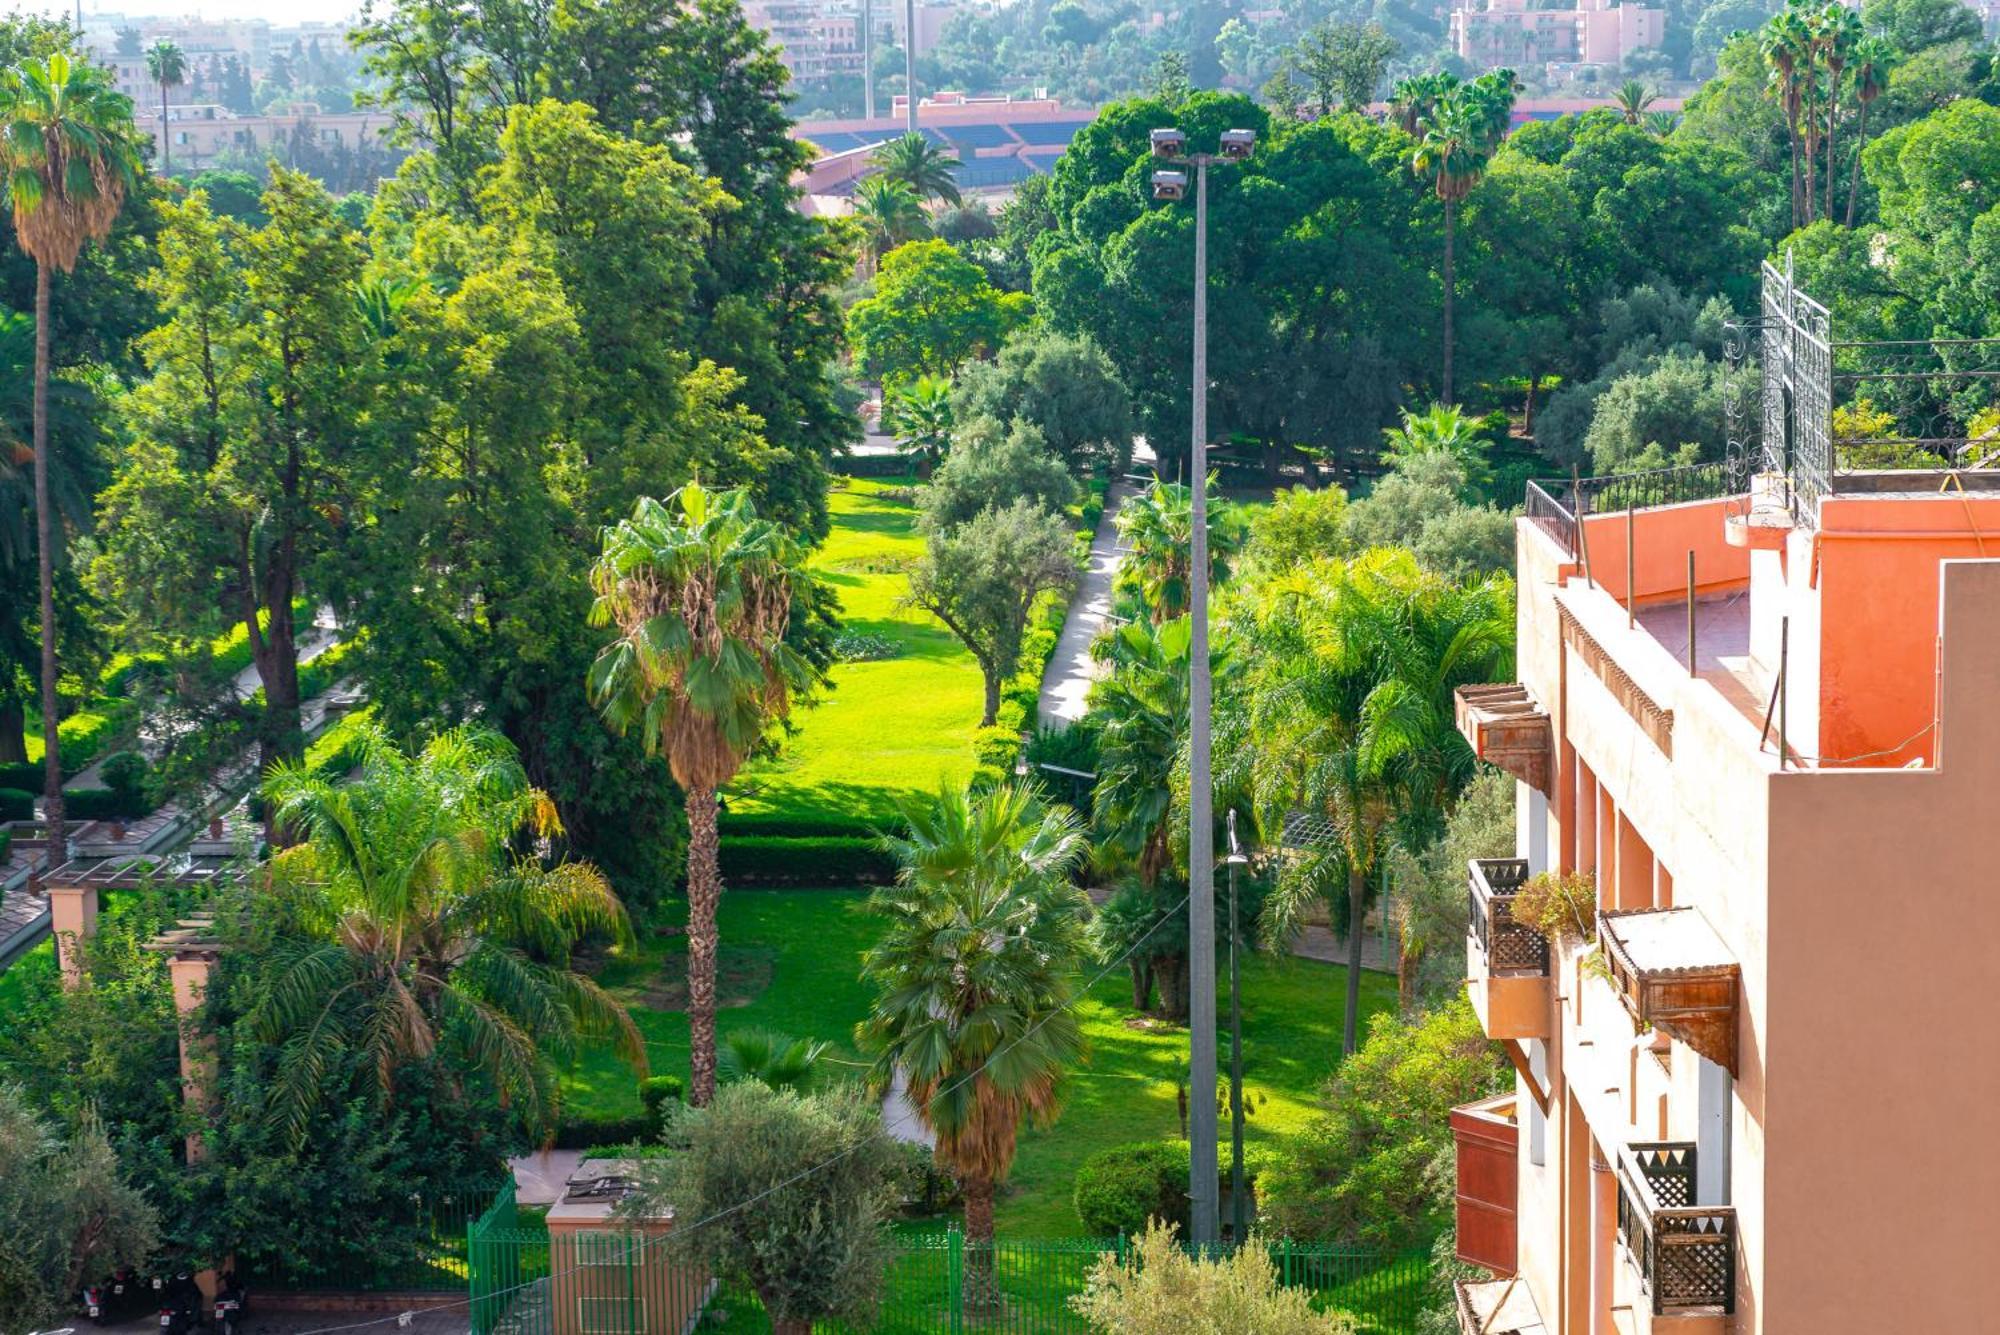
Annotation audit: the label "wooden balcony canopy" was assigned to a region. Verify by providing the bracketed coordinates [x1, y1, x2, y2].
[1454, 683, 1553, 796]
[1598, 907, 1740, 1075]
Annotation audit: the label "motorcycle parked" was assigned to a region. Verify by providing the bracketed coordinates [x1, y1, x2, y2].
[82, 1265, 147, 1325]
[157, 1270, 202, 1335]
[211, 1271, 247, 1335]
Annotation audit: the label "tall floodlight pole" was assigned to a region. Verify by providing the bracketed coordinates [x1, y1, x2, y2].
[904, 0, 917, 132]
[1225, 810, 1250, 1244]
[861, 0, 874, 122]
[1150, 124, 1255, 1251]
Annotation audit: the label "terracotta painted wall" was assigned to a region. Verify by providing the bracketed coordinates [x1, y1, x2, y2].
[1575, 498, 1748, 609]
[1760, 559, 2000, 1330]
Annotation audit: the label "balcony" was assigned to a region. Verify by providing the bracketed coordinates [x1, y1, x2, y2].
[1597, 907, 1740, 1076]
[1454, 683, 1552, 796]
[1451, 1093, 1518, 1276]
[1616, 1142, 1737, 1316]
[1467, 858, 1550, 1040]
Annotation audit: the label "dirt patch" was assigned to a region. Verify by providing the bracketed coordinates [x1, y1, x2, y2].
[1121, 1015, 1177, 1032]
[637, 946, 775, 1011]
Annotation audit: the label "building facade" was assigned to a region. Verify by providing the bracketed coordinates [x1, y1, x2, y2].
[1450, 264, 2000, 1333]
[1449, 0, 1664, 72]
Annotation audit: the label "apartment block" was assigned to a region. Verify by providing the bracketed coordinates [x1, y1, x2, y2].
[1449, 0, 1664, 72]
[1449, 262, 2000, 1333]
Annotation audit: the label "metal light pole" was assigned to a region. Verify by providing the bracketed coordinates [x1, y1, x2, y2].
[1224, 810, 1251, 1245]
[860, 0, 874, 122]
[1150, 125, 1254, 1250]
[903, 0, 917, 133]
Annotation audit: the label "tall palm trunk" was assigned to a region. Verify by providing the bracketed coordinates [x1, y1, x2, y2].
[1343, 863, 1365, 1055]
[1441, 196, 1455, 405]
[1846, 100, 1870, 227]
[1785, 94, 1803, 230]
[1824, 84, 1837, 222]
[962, 1173, 999, 1310]
[160, 86, 170, 176]
[686, 784, 722, 1105]
[33, 261, 63, 864]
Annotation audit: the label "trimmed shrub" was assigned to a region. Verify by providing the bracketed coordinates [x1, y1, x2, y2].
[57, 702, 136, 771]
[0, 788, 32, 822]
[0, 763, 38, 792]
[1074, 1141, 1191, 1237]
[971, 725, 1023, 771]
[100, 751, 151, 807]
[63, 787, 142, 822]
[994, 699, 1028, 732]
[638, 1075, 685, 1121]
[968, 762, 1009, 792]
[718, 835, 896, 886]
[718, 812, 893, 840]
[834, 453, 921, 479]
[551, 1111, 655, 1151]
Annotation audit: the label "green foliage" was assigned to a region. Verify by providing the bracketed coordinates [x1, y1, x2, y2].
[1391, 768, 1518, 1005]
[1244, 486, 1350, 578]
[718, 1027, 830, 1094]
[1344, 454, 1514, 584]
[850, 239, 1029, 382]
[0, 787, 32, 821]
[1072, 1140, 1191, 1236]
[0, 1090, 160, 1332]
[1581, 350, 1732, 474]
[921, 415, 1079, 533]
[552, 1109, 657, 1150]
[908, 500, 1078, 727]
[97, 749, 149, 805]
[1113, 477, 1245, 623]
[1072, 1220, 1355, 1334]
[952, 329, 1135, 473]
[638, 1074, 686, 1121]
[634, 1083, 903, 1330]
[1258, 998, 1506, 1248]
[873, 132, 962, 205]
[1512, 869, 1599, 944]
[717, 835, 897, 885]
[61, 786, 144, 822]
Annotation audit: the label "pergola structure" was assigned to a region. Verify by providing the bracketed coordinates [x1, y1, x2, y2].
[49, 853, 253, 986]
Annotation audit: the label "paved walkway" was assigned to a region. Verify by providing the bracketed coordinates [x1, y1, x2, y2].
[509, 1147, 585, 1205]
[1037, 483, 1131, 727]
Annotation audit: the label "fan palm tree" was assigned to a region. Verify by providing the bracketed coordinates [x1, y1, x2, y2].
[873, 130, 960, 205]
[1820, 5, 1862, 221]
[1411, 83, 1502, 406]
[252, 725, 646, 1146]
[850, 173, 928, 269]
[887, 372, 953, 474]
[1388, 72, 1456, 136]
[1613, 79, 1657, 124]
[1644, 109, 1678, 137]
[1762, 4, 1812, 229]
[859, 781, 1089, 1305]
[1846, 37, 1893, 227]
[144, 39, 186, 176]
[1237, 549, 1512, 1054]
[1381, 401, 1491, 491]
[1113, 475, 1245, 623]
[718, 1028, 830, 1094]
[0, 54, 139, 859]
[588, 483, 818, 1106]
[1089, 616, 1198, 886]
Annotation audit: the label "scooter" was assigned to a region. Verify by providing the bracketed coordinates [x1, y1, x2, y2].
[157, 1270, 202, 1335]
[212, 1271, 247, 1335]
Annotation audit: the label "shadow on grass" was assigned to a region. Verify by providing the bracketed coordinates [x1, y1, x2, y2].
[833, 617, 968, 663]
[824, 506, 919, 537]
[722, 778, 932, 824]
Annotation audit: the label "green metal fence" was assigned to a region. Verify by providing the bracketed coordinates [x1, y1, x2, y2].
[467, 1184, 1432, 1334]
[258, 1180, 510, 1294]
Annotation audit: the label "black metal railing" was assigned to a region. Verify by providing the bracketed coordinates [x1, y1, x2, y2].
[1468, 857, 1547, 977]
[1616, 1142, 1736, 1315]
[1523, 463, 1741, 559]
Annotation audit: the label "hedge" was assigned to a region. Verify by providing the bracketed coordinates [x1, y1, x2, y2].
[834, 452, 921, 479]
[63, 787, 150, 822]
[718, 835, 896, 886]
[0, 788, 32, 822]
[1073, 1140, 1269, 1236]
[551, 1111, 656, 1151]
[0, 763, 36, 791]
[718, 812, 895, 840]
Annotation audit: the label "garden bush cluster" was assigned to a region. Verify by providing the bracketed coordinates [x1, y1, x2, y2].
[969, 596, 1069, 790]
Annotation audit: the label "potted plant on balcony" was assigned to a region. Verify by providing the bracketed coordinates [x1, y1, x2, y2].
[1511, 870, 1596, 944]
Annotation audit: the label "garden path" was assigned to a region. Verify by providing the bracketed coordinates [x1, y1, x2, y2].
[1036, 483, 1132, 727]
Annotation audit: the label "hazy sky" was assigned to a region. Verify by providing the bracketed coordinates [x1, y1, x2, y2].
[11, 0, 364, 23]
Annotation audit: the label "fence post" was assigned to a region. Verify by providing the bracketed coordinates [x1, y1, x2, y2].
[1281, 1237, 1292, 1287]
[947, 1228, 964, 1335]
[1116, 1229, 1127, 1268]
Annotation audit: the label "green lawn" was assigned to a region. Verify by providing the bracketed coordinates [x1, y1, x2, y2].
[727, 476, 983, 826]
[565, 888, 1397, 1239]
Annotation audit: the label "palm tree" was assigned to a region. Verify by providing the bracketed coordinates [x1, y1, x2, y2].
[253, 724, 646, 1145]
[887, 372, 953, 473]
[1846, 37, 1893, 227]
[1112, 475, 1244, 623]
[718, 1028, 830, 1094]
[0, 54, 139, 860]
[588, 483, 818, 1106]
[1613, 79, 1657, 124]
[850, 173, 928, 269]
[1088, 617, 1195, 888]
[1411, 86, 1497, 406]
[144, 39, 186, 176]
[859, 781, 1089, 1305]
[1763, 4, 1812, 229]
[1388, 72, 1455, 136]
[1644, 110, 1678, 137]
[1238, 549, 1512, 1054]
[1382, 401, 1491, 492]
[873, 131, 960, 205]
[1821, 5, 1861, 221]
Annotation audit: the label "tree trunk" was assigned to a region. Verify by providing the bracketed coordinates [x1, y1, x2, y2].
[0, 697, 27, 765]
[1523, 372, 1539, 436]
[686, 784, 722, 1106]
[1846, 101, 1869, 228]
[1825, 89, 1837, 222]
[250, 594, 303, 781]
[1441, 196, 1456, 406]
[1152, 952, 1188, 1023]
[1397, 944, 1416, 1012]
[979, 668, 1001, 729]
[962, 1176, 999, 1311]
[34, 261, 63, 863]
[1787, 105, 1803, 231]
[161, 87, 171, 176]
[1342, 866, 1366, 1055]
[1129, 957, 1152, 1012]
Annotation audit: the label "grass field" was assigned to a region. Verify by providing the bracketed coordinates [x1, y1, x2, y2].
[725, 476, 983, 827]
[563, 889, 1395, 1239]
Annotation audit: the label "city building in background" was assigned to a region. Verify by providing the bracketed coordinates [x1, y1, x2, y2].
[1450, 0, 1665, 74]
